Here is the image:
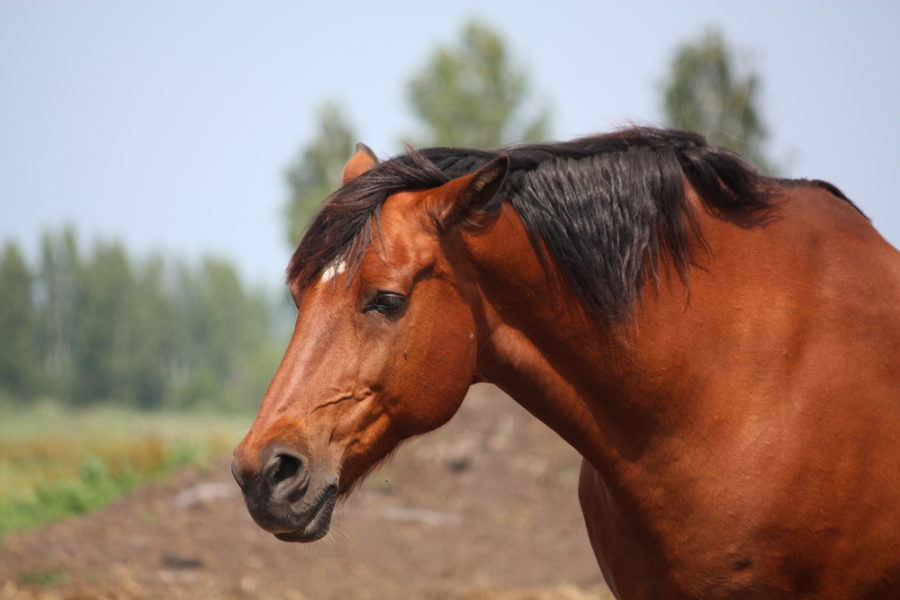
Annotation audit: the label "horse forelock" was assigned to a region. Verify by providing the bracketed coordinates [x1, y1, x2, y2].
[287, 127, 776, 319]
[286, 154, 447, 291]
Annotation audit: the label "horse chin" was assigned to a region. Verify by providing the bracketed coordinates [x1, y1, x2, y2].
[273, 485, 338, 543]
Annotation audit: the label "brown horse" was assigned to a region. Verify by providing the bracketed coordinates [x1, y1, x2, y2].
[232, 128, 900, 599]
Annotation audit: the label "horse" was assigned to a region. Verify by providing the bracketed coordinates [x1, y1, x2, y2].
[231, 127, 900, 599]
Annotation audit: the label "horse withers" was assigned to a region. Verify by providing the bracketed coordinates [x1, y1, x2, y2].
[232, 129, 900, 599]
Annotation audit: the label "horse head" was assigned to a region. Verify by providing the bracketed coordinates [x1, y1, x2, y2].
[231, 145, 509, 541]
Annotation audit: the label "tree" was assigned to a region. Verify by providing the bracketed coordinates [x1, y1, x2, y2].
[70, 241, 133, 405]
[16, 227, 280, 412]
[284, 101, 356, 247]
[36, 227, 81, 396]
[171, 256, 278, 411]
[0, 241, 36, 401]
[407, 20, 550, 148]
[120, 254, 176, 410]
[662, 28, 775, 173]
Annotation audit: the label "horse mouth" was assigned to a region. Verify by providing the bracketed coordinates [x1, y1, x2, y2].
[274, 485, 338, 543]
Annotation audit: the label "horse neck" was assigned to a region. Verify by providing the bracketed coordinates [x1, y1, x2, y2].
[464, 202, 719, 477]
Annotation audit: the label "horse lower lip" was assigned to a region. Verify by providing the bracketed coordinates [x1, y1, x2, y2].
[275, 486, 337, 542]
[274, 528, 326, 542]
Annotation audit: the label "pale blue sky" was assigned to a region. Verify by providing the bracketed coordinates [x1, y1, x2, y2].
[1, 1, 898, 286]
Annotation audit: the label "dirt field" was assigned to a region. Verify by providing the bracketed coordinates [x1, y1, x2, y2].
[1, 385, 613, 600]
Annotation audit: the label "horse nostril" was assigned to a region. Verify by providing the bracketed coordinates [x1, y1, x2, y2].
[273, 454, 301, 484]
[266, 452, 305, 487]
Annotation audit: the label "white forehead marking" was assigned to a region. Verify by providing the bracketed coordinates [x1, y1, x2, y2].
[320, 259, 347, 284]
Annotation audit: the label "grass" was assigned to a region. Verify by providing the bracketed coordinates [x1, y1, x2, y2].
[0, 402, 251, 536]
[18, 566, 69, 587]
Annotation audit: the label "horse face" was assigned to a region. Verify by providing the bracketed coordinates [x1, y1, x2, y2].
[232, 149, 508, 542]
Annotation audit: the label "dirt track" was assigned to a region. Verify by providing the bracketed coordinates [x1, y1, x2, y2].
[0, 385, 613, 599]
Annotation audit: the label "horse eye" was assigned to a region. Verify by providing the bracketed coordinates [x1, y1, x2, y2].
[365, 292, 406, 315]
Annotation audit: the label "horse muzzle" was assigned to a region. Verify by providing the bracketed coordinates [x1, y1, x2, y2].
[231, 446, 339, 542]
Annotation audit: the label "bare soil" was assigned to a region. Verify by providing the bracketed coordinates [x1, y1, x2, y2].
[1, 385, 613, 599]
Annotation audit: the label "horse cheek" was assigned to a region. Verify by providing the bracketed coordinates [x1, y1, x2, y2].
[397, 315, 475, 435]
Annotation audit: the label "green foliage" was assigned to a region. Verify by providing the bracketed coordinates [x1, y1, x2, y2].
[0, 242, 36, 399]
[284, 101, 356, 246]
[1, 456, 132, 532]
[662, 28, 775, 173]
[18, 567, 68, 587]
[0, 405, 243, 534]
[36, 228, 80, 397]
[70, 241, 133, 405]
[407, 20, 549, 148]
[0, 228, 282, 413]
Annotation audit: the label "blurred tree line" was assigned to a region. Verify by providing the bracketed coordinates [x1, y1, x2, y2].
[1, 21, 773, 412]
[0, 229, 281, 412]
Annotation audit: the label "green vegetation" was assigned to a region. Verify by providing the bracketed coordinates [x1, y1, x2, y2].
[407, 20, 549, 148]
[18, 567, 69, 587]
[0, 403, 248, 535]
[0, 227, 283, 413]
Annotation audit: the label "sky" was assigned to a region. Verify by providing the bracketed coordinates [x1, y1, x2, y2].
[1, 1, 898, 288]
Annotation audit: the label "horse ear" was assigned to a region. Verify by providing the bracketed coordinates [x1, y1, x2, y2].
[434, 155, 509, 230]
[342, 143, 379, 184]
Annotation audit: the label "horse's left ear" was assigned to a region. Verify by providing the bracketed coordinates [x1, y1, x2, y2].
[342, 143, 379, 185]
[433, 155, 509, 230]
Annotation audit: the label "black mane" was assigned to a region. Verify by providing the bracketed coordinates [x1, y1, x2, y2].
[288, 127, 774, 320]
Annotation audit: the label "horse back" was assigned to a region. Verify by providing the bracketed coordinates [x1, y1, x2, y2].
[773, 180, 900, 395]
